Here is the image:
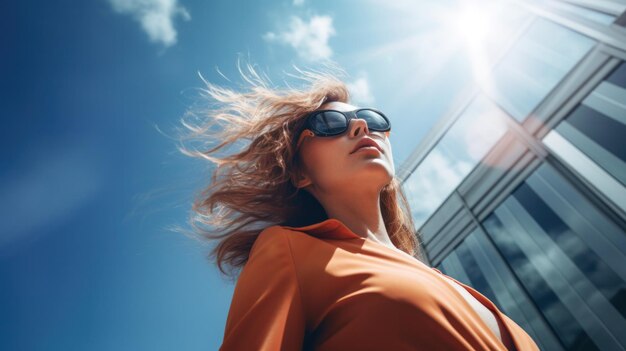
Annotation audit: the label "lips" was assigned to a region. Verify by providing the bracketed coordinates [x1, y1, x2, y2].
[350, 138, 383, 154]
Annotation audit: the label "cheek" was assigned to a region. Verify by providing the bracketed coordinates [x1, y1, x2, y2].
[301, 142, 344, 181]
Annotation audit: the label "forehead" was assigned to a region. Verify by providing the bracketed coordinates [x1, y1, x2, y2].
[318, 101, 359, 111]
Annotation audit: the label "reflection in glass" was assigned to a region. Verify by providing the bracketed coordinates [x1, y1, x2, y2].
[543, 61, 626, 213]
[402, 94, 508, 229]
[454, 241, 499, 305]
[466, 229, 563, 350]
[487, 17, 595, 121]
[560, 61, 626, 183]
[439, 229, 563, 350]
[483, 212, 599, 350]
[482, 162, 626, 350]
[527, 0, 617, 25]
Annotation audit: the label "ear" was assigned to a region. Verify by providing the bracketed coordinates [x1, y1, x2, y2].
[291, 169, 312, 189]
[295, 175, 312, 189]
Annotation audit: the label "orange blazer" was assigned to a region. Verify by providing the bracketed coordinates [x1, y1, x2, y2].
[219, 218, 540, 350]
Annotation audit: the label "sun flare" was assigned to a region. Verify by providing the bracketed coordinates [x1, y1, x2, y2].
[446, 1, 500, 94]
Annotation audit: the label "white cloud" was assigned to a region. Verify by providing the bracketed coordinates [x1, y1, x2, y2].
[402, 149, 473, 228]
[109, 0, 190, 47]
[263, 15, 335, 61]
[293, 0, 305, 6]
[347, 76, 375, 105]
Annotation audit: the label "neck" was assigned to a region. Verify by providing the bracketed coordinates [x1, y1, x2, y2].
[315, 186, 392, 246]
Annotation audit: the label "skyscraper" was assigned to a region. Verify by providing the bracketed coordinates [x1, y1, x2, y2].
[399, 1, 626, 350]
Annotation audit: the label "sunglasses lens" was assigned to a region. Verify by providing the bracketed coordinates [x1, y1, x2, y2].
[308, 109, 391, 136]
[310, 111, 348, 135]
[356, 110, 390, 131]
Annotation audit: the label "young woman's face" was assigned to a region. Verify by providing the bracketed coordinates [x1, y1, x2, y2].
[295, 101, 395, 195]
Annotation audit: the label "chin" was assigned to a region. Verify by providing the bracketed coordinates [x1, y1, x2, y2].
[360, 167, 394, 185]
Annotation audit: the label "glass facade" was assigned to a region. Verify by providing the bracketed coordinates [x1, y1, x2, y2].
[555, 4, 617, 25]
[543, 61, 626, 213]
[437, 227, 564, 351]
[402, 11, 602, 230]
[402, 94, 509, 228]
[483, 162, 626, 350]
[403, 2, 626, 350]
[528, 0, 618, 25]
[436, 161, 626, 350]
[488, 17, 595, 121]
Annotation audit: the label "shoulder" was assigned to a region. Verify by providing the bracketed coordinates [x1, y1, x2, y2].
[247, 225, 304, 264]
[235, 227, 302, 290]
[245, 225, 321, 275]
[253, 225, 311, 249]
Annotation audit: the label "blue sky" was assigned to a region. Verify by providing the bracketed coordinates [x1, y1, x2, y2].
[1, 0, 479, 349]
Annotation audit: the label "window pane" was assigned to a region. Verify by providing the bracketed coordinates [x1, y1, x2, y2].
[543, 61, 626, 212]
[606, 61, 626, 88]
[439, 229, 564, 350]
[558, 4, 616, 25]
[482, 162, 626, 350]
[466, 230, 564, 351]
[483, 211, 601, 350]
[440, 251, 472, 286]
[454, 240, 500, 306]
[487, 17, 595, 121]
[528, 0, 617, 25]
[402, 94, 508, 228]
[557, 104, 626, 184]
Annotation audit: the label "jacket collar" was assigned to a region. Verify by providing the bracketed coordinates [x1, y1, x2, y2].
[279, 218, 363, 240]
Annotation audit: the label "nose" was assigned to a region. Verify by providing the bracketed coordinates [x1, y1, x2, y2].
[347, 118, 370, 138]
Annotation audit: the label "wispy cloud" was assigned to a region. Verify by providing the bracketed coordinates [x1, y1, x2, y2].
[263, 15, 335, 61]
[293, 0, 305, 6]
[0, 145, 103, 255]
[347, 76, 375, 105]
[402, 149, 472, 228]
[109, 0, 190, 47]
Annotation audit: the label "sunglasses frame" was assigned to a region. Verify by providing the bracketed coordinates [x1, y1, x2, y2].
[295, 108, 391, 151]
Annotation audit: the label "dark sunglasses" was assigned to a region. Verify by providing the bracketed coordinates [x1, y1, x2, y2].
[295, 108, 391, 150]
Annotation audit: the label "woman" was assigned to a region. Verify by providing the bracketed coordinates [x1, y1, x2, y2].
[179, 63, 540, 350]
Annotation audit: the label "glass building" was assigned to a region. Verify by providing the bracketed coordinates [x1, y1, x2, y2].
[399, 1, 626, 350]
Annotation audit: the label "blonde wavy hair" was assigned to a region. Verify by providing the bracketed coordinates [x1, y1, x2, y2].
[178, 61, 426, 280]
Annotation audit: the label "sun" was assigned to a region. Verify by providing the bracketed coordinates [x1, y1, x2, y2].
[338, 0, 520, 103]
[446, 1, 500, 94]
[454, 7, 491, 45]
